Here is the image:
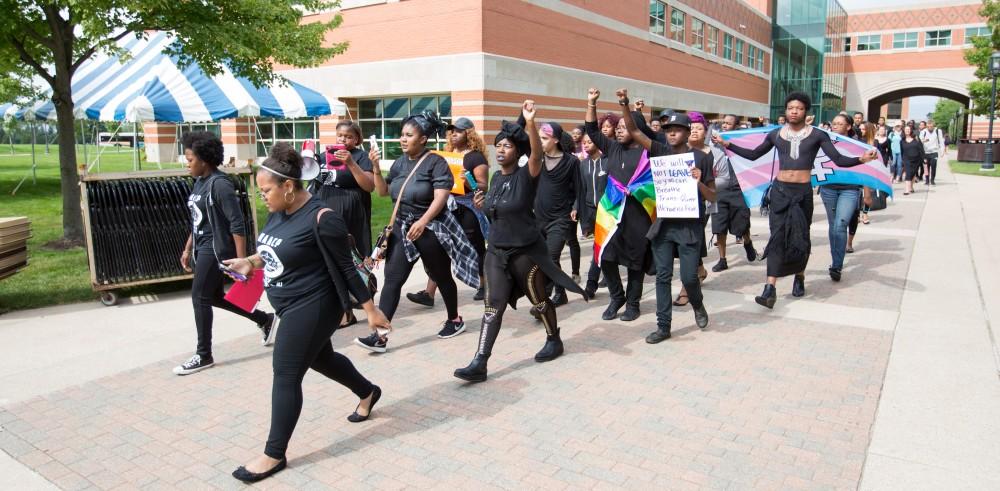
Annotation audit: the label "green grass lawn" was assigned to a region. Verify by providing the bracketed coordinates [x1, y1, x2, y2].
[951, 161, 1000, 178]
[0, 144, 391, 313]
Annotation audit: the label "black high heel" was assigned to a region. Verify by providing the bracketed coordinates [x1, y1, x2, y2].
[232, 458, 287, 483]
[755, 284, 776, 309]
[347, 385, 381, 423]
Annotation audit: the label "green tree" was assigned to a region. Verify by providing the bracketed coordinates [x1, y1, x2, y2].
[965, 0, 1000, 117]
[929, 99, 965, 140]
[0, 1, 347, 244]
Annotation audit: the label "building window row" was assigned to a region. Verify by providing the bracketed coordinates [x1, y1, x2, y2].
[357, 95, 452, 161]
[847, 27, 977, 52]
[648, 0, 765, 74]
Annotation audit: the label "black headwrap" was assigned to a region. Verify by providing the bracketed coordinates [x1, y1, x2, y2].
[402, 109, 447, 139]
[494, 120, 531, 158]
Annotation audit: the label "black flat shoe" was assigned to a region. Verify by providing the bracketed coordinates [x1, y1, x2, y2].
[829, 268, 842, 282]
[347, 385, 382, 423]
[755, 284, 776, 309]
[645, 329, 671, 344]
[792, 275, 806, 297]
[232, 458, 287, 483]
[619, 306, 640, 322]
[711, 258, 728, 272]
[693, 303, 709, 329]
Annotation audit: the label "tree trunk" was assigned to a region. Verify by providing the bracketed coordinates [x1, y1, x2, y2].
[52, 80, 84, 245]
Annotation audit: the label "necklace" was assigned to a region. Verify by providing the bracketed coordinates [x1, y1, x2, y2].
[783, 125, 810, 160]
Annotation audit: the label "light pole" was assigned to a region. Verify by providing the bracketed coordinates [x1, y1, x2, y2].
[982, 52, 1000, 171]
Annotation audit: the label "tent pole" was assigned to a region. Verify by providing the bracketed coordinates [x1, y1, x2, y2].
[82, 120, 88, 166]
[133, 121, 138, 171]
[11, 121, 36, 195]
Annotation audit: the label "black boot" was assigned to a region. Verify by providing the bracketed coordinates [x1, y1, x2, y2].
[584, 281, 597, 300]
[645, 327, 671, 344]
[755, 284, 776, 309]
[792, 274, 806, 297]
[693, 303, 709, 329]
[534, 332, 564, 362]
[454, 354, 489, 382]
[711, 258, 728, 272]
[602, 299, 625, 320]
[550, 290, 568, 306]
[744, 241, 758, 262]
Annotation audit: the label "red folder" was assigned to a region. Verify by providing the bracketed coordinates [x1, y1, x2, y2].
[224, 272, 265, 313]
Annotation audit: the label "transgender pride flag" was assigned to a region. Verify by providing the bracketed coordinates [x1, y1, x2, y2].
[720, 126, 893, 209]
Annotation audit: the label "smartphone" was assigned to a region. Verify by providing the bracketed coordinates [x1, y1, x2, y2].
[218, 263, 248, 282]
[369, 135, 379, 154]
[325, 144, 347, 170]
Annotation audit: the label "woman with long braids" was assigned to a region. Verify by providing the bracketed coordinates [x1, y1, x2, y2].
[406, 118, 490, 306]
[356, 110, 480, 353]
[585, 89, 655, 322]
[713, 92, 877, 308]
[174, 131, 276, 376]
[454, 101, 585, 383]
[222, 143, 388, 483]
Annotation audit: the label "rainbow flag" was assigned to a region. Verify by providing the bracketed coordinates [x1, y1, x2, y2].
[594, 150, 657, 263]
[720, 126, 893, 209]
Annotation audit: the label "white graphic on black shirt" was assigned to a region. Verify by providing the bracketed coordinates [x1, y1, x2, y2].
[188, 195, 203, 233]
[257, 244, 284, 286]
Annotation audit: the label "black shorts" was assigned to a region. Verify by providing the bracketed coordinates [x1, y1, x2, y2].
[711, 190, 750, 237]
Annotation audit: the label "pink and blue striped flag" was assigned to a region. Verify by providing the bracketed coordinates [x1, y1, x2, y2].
[720, 126, 893, 208]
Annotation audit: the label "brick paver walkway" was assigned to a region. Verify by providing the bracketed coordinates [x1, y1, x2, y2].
[0, 188, 927, 490]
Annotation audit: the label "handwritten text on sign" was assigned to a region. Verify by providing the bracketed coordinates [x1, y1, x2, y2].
[650, 152, 699, 219]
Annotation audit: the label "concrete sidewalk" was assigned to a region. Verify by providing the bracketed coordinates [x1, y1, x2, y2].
[0, 150, 998, 490]
[860, 156, 1000, 490]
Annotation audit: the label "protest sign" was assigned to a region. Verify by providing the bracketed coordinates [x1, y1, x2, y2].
[649, 152, 699, 219]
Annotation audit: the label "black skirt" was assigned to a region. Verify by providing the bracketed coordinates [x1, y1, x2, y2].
[314, 186, 372, 254]
[763, 181, 814, 277]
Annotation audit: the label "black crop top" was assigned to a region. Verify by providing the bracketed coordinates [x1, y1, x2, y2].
[726, 128, 862, 171]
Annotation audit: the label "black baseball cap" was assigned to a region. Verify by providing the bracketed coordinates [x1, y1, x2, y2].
[663, 113, 691, 130]
[447, 117, 475, 131]
[658, 108, 676, 121]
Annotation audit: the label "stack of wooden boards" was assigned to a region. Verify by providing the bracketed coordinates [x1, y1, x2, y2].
[0, 217, 31, 281]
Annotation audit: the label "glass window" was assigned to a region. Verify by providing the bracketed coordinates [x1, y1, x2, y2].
[893, 32, 918, 49]
[746, 45, 756, 68]
[824, 38, 831, 53]
[649, 0, 666, 37]
[275, 122, 294, 140]
[843, 36, 851, 52]
[926, 30, 951, 47]
[356, 94, 452, 163]
[670, 8, 685, 43]
[253, 118, 319, 158]
[706, 25, 718, 56]
[294, 121, 316, 140]
[723, 34, 734, 60]
[691, 18, 704, 50]
[966, 26, 991, 44]
[735, 39, 744, 65]
[857, 34, 880, 51]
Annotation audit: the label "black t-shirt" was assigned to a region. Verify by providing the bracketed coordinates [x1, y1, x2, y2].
[485, 165, 542, 248]
[534, 152, 579, 222]
[460, 150, 488, 196]
[188, 171, 245, 258]
[387, 151, 453, 219]
[258, 198, 331, 313]
[726, 127, 862, 171]
[316, 147, 373, 190]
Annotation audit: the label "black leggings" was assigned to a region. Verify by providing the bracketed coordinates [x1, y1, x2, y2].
[453, 206, 485, 277]
[567, 225, 580, 276]
[475, 251, 557, 356]
[191, 252, 269, 358]
[541, 218, 572, 296]
[265, 292, 373, 460]
[379, 222, 458, 320]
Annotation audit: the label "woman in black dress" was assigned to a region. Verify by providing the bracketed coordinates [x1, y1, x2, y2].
[222, 143, 389, 483]
[310, 121, 375, 253]
[584, 89, 654, 322]
[453, 101, 585, 383]
[899, 124, 925, 196]
[713, 92, 877, 308]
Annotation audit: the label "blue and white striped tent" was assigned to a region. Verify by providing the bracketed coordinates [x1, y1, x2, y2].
[0, 31, 344, 123]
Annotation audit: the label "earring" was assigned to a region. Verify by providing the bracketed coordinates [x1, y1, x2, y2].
[284, 190, 295, 204]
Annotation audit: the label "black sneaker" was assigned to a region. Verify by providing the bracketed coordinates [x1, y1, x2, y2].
[406, 290, 434, 307]
[437, 318, 466, 339]
[354, 333, 387, 353]
[473, 287, 485, 301]
[259, 313, 278, 346]
[173, 354, 214, 375]
[645, 329, 671, 344]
